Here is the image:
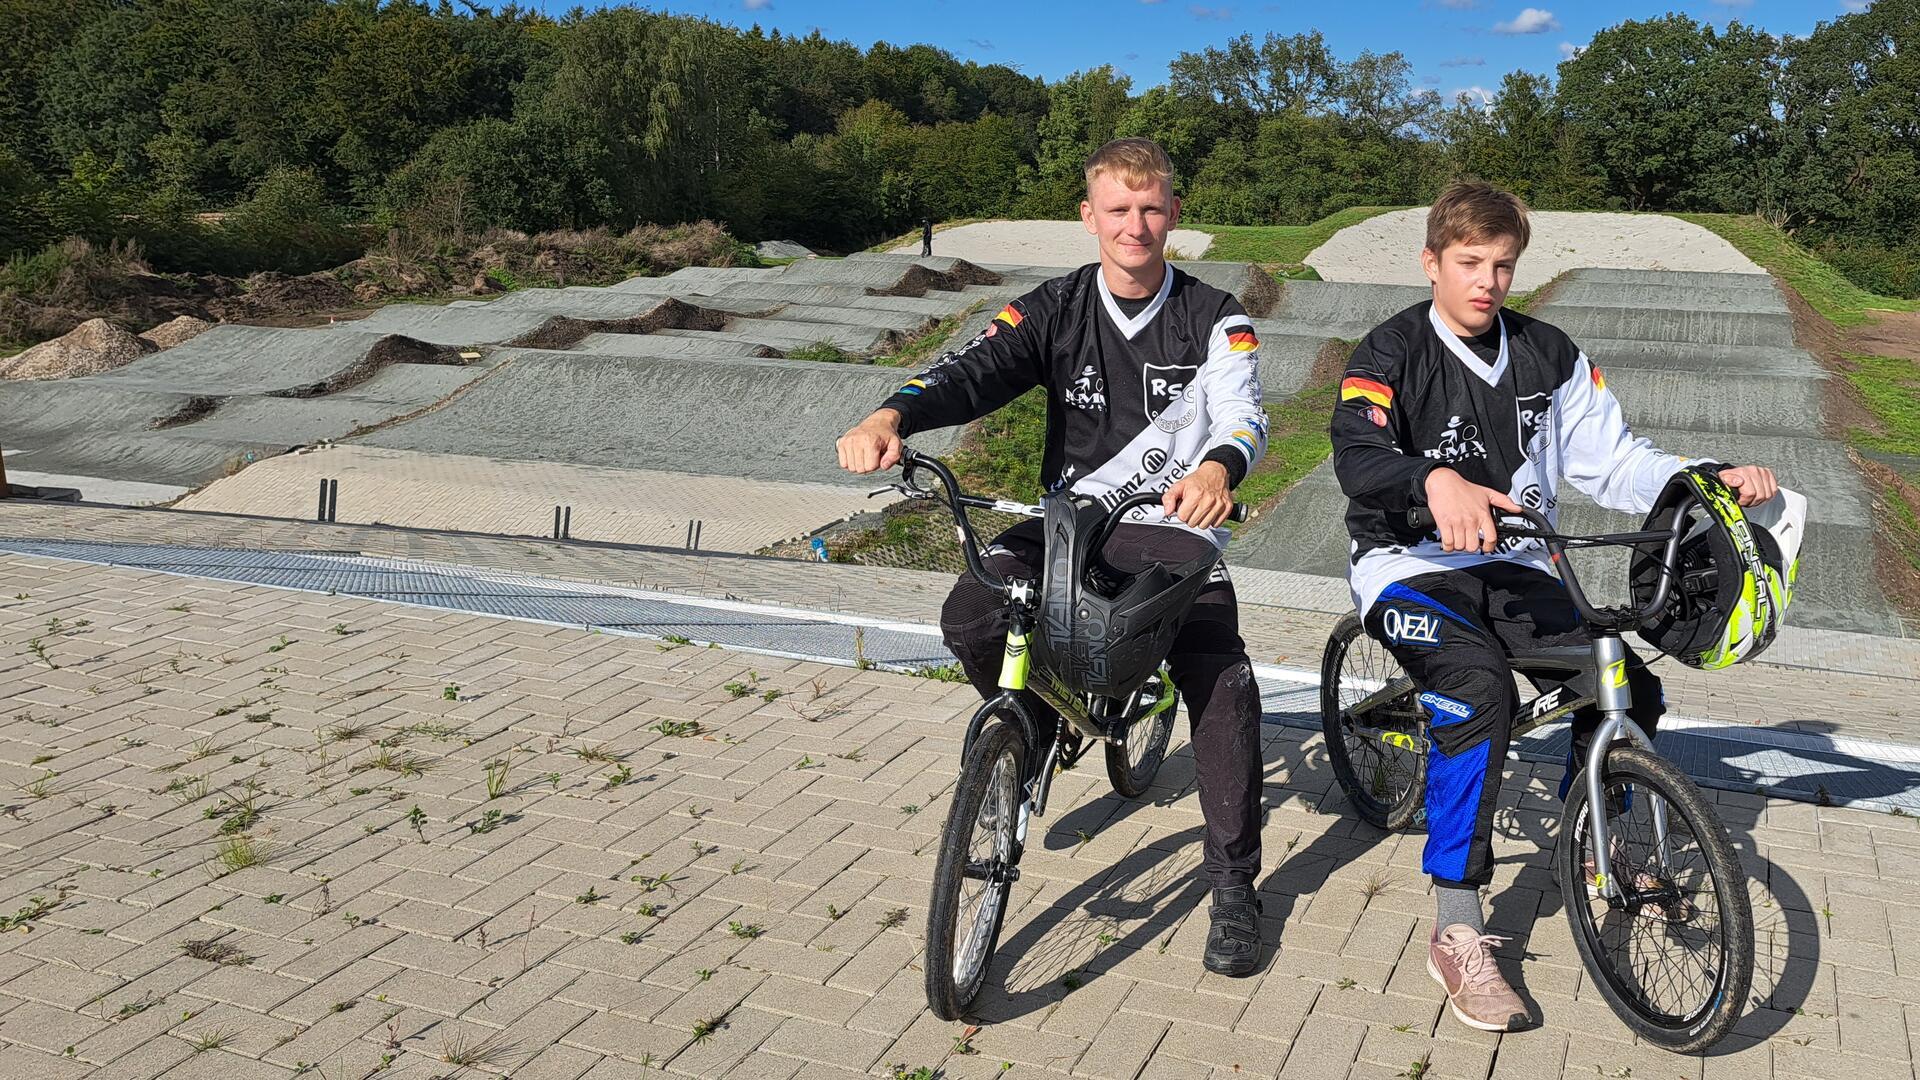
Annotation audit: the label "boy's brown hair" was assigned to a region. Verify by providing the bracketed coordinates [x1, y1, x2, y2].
[1425, 181, 1531, 255]
[1084, 138, 1174, 195]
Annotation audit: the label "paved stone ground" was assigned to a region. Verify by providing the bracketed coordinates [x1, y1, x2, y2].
[2, 548, 1917, 1079]
[172, 447, 886, 555]
[7, 503, 1920, 745]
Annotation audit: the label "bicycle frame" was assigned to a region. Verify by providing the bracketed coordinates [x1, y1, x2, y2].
[1389, 501, 1697, 905]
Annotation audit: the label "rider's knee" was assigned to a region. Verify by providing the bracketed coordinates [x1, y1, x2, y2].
[1422, 667, 1517, 757]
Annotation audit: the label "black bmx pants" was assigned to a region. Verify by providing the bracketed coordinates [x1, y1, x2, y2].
[938, 518, 1264, 889]
[1362, 561, 1665, 889]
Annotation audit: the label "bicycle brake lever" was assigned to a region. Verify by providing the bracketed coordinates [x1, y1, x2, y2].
[867, 483, 932, 500]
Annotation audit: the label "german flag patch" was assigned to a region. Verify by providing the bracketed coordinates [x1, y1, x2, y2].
[1340, 377, 1393, 409]
[1590, 364, 1607, 392]
[993, 303, 1024, 329]
[1226, 327, 1259, 352]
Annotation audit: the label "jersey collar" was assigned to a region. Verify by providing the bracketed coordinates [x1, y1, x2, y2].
[1096, 263, 1175, 340]
[1427, 303, 1508, 387]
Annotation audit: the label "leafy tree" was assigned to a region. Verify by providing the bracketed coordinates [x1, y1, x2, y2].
[1557, 14, 1777, 211]
[1018, 66, 1133, 218]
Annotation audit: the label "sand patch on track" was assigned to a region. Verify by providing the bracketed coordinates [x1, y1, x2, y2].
[1308, 208, 1765, 291]
[890, 219, 1214, 267]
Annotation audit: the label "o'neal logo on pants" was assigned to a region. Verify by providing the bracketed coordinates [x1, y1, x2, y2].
[1381, 606, 1442, 646]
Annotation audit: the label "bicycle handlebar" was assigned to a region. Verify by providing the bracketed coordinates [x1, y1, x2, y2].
[1403, 503, 1687, 630]
[897, 447, 1249, 598]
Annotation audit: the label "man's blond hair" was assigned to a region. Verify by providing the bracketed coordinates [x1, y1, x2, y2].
[1425, 181, 1531, 256]
[1084, 138, 1174, 195]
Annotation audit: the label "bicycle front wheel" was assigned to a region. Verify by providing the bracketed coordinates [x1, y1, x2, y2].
[925, 718, 1028, 1021]
[1557, 745, 1753, 1053]
[1320, 613, 1426, 830]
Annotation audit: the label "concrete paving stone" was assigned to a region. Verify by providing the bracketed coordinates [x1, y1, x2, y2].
[0, 961, 124, 1012]
[510, 1043, 602, 1080]
[758, 1015, 895, 1071]
[0, 551, 1905, 1080]
[0, 1043, 94, 1080]
[82, 1036, 196, 1080]
[562, 1009, 693, 1064]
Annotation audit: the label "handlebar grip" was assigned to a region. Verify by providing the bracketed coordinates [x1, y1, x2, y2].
[1407, 507, 1435, 531]
[1229, 503, 1252, 524]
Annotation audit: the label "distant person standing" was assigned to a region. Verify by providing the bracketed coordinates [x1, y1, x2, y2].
[921, 218, 933, 257]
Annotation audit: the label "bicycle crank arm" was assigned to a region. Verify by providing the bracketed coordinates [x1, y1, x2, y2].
[1345, 677, 1419, 720]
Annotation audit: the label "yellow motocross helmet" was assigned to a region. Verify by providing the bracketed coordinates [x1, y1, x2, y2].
[1629, 465, 1806, 669]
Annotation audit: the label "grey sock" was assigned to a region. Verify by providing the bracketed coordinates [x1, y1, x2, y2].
[1435, 882, 1485, 935]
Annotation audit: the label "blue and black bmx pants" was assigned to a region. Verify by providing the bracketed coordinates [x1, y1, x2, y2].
[1363, 562, 1665, 889]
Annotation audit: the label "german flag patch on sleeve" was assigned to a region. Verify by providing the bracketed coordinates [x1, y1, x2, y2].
[1340, 376, 1394, 409]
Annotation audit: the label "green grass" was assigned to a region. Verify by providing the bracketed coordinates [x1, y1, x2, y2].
[949, 386, 1048, 499]
[1845, 353, 1920, 457]
[1228, 348, 1355, 521]
[1675, 213, 1920, 328]
[1189, 206, 1407, 266]
[783, 302, 983, 369]
[784, 341, 857, 362]
[879, 301, 985, 369]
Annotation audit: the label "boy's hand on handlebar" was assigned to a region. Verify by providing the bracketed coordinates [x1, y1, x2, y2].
[1718, 465, 1778, 507]
[1162, 462, 1234, 530]
[1423, 468, 1521, 554]
[836, 409, 904, 475]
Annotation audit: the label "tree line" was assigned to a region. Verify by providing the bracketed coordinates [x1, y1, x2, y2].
[1, 1, 1914, 293]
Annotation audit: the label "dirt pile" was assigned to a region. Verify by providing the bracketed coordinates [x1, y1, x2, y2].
[0, 317, 150, 379]
[138, 315, 216, 350]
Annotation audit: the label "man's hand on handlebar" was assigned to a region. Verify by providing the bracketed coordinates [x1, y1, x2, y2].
[836, 409, 905, 475]
[1717, 465, 1778, 507]
[1423, 467, 1521, 554]
[1162, 461, 1235, 531]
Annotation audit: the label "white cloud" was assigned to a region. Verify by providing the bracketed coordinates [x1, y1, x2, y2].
[1436, 0, 1479, 8]
[1189, 4, 1233, 18]
[1439, 55, 1487, 67]
[1454, 86, 1497, 108]
[1711, 0, 1754, 7]
[968, 38, 994, 50]
[1559, 41, 1582, 59]
[743, 0, 772, 9]
[1493, 7, 1560, 34]
[1841, 0, 1872, 9]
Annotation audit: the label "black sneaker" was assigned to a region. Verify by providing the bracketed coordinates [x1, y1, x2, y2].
[1203, 884, 1262, 976]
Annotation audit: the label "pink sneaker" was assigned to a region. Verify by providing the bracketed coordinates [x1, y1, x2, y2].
[1426, 924, 1532, 1032]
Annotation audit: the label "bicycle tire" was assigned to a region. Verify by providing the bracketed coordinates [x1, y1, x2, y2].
[1557, 746, 1753, 1052]
[925, 719, 1027, 1021]
[1320, 612, 1426, 830]
[1106, 672, 1177, 798]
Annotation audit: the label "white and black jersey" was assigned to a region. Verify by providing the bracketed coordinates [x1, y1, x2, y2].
[880, 263, 1268, 546]
[1332, 302, 1693, 616]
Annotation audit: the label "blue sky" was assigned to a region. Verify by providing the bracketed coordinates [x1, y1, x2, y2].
[543, 0, 1860, 104]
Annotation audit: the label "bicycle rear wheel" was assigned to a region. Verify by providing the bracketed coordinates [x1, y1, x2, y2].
[1557, 746, 1753, 1053]
[1320, 613, 1426, 830]
[925, 718, 1028, 1021]
[1106, 670, 1177, 797]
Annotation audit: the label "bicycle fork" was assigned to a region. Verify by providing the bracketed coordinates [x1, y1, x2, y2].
[1584, 634, 1666, 902]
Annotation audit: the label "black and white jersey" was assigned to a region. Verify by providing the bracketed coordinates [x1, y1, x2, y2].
[1332, 301, 1691, 615]
[879, 263, 1268, 546]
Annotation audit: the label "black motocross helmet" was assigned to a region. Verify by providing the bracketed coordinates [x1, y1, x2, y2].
[1030, 493, 1223, 700]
